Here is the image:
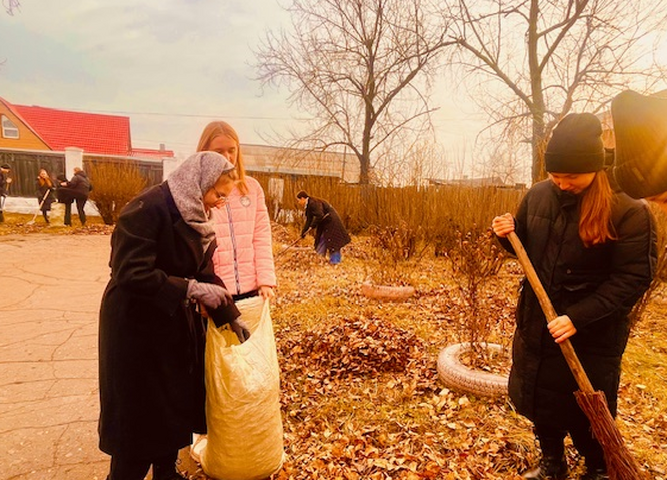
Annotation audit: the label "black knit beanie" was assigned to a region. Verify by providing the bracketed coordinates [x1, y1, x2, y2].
[545, 113, 605, 173]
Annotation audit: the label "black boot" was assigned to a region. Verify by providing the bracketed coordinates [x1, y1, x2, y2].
[580, 467, 609, 480]
[152, 454, 187, 480]
[521, 455, 568, 479]
[152, 467, 187, 480]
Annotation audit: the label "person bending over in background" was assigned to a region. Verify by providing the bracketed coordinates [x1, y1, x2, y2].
[491, 113, 656, 480]
[296, 190, 350, 265]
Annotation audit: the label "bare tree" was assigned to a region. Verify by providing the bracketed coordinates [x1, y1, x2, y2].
[255, 0, 455, 184]
[447, 0, 667, 183]
[3, 0, 20, 15]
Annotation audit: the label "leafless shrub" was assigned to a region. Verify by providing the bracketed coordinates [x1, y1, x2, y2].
[368, 223, 423, 263]
[446, 227, 506, 366]
[365, 223, 426, 286]
[88, 161, 147, 225]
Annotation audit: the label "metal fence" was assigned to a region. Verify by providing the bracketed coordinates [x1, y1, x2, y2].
[0, 148, 163, 198]
[0, 150, 65, 197]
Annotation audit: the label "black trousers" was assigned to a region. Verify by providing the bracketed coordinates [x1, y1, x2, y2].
[64, 198, 87, 225]
[107, 451, 178, 480]
[529, 352, 620, 472]
[534, 421, 605, 470]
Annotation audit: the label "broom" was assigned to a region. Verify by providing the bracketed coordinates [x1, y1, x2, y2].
[507, 231, 646, 480]
[274, 231, 309, 260]
[27, 188, 52, 225]
[274, 213, 329, 260]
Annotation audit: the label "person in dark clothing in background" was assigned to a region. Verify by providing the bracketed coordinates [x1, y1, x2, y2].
[492, 113, 656, 480]
[296, 190, 351, 265]
[55, 173, 74, 217]
[0, 163, 12, 222]
[98, 151, 250, 480]
[611, 89, 667, 216]
[60, 167, 92, 226]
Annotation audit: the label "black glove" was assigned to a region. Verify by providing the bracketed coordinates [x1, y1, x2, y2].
[187, 280, 232, 310]
[229, 317, 251, 343]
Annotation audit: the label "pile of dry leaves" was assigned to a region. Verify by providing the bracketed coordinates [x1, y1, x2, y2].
[277, 314, 427, 378]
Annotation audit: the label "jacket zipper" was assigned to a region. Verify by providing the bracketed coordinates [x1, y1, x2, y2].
[226, 203, 242, 293]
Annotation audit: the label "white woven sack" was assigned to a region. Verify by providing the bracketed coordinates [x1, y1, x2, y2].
[202, 297, 284, 480]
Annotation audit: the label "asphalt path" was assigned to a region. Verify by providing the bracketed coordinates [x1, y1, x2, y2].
[0, 234, 111, 479]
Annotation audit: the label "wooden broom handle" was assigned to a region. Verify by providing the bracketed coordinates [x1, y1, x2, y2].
[507, 232, 595, 393]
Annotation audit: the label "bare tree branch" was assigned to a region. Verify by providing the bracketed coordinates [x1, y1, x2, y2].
[3, 0, 20, 15]
[255, 0, 454, 184]
[448, 0, 667, 183]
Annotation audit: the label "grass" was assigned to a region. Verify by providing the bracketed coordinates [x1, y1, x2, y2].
[3, 214, 664, 479]
[617, 297, 667, 477]
[264, 232, 667, 479]
[0, 210, 112, 236]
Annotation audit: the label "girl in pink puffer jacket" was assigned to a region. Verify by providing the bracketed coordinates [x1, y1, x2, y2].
[197, 121, 276, 300]
[190, 121, 278, 465]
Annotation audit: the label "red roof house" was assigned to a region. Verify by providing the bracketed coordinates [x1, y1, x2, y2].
[0, 96, 173, 158]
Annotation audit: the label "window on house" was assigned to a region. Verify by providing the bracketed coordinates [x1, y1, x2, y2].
[1, 115, 19, 139]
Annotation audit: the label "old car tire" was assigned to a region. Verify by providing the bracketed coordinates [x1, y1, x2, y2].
[437, 342, 509, 397]
[361, 281, 416, 302]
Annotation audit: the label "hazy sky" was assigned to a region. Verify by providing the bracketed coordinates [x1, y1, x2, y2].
[2, 1, 665, 183]
[0, 0, 486, 161]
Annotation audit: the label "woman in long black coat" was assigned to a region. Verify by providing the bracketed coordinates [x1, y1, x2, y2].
[98, 152, 249, 480]
[492, 113, 656, 480]
[296, 190, 351, 264]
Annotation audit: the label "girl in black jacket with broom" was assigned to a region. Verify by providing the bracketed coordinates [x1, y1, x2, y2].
[492, 113, 656, 480]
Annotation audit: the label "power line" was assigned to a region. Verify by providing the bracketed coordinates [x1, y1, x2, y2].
[64, 106, 486, 122]
[65, 107, 294, 121]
